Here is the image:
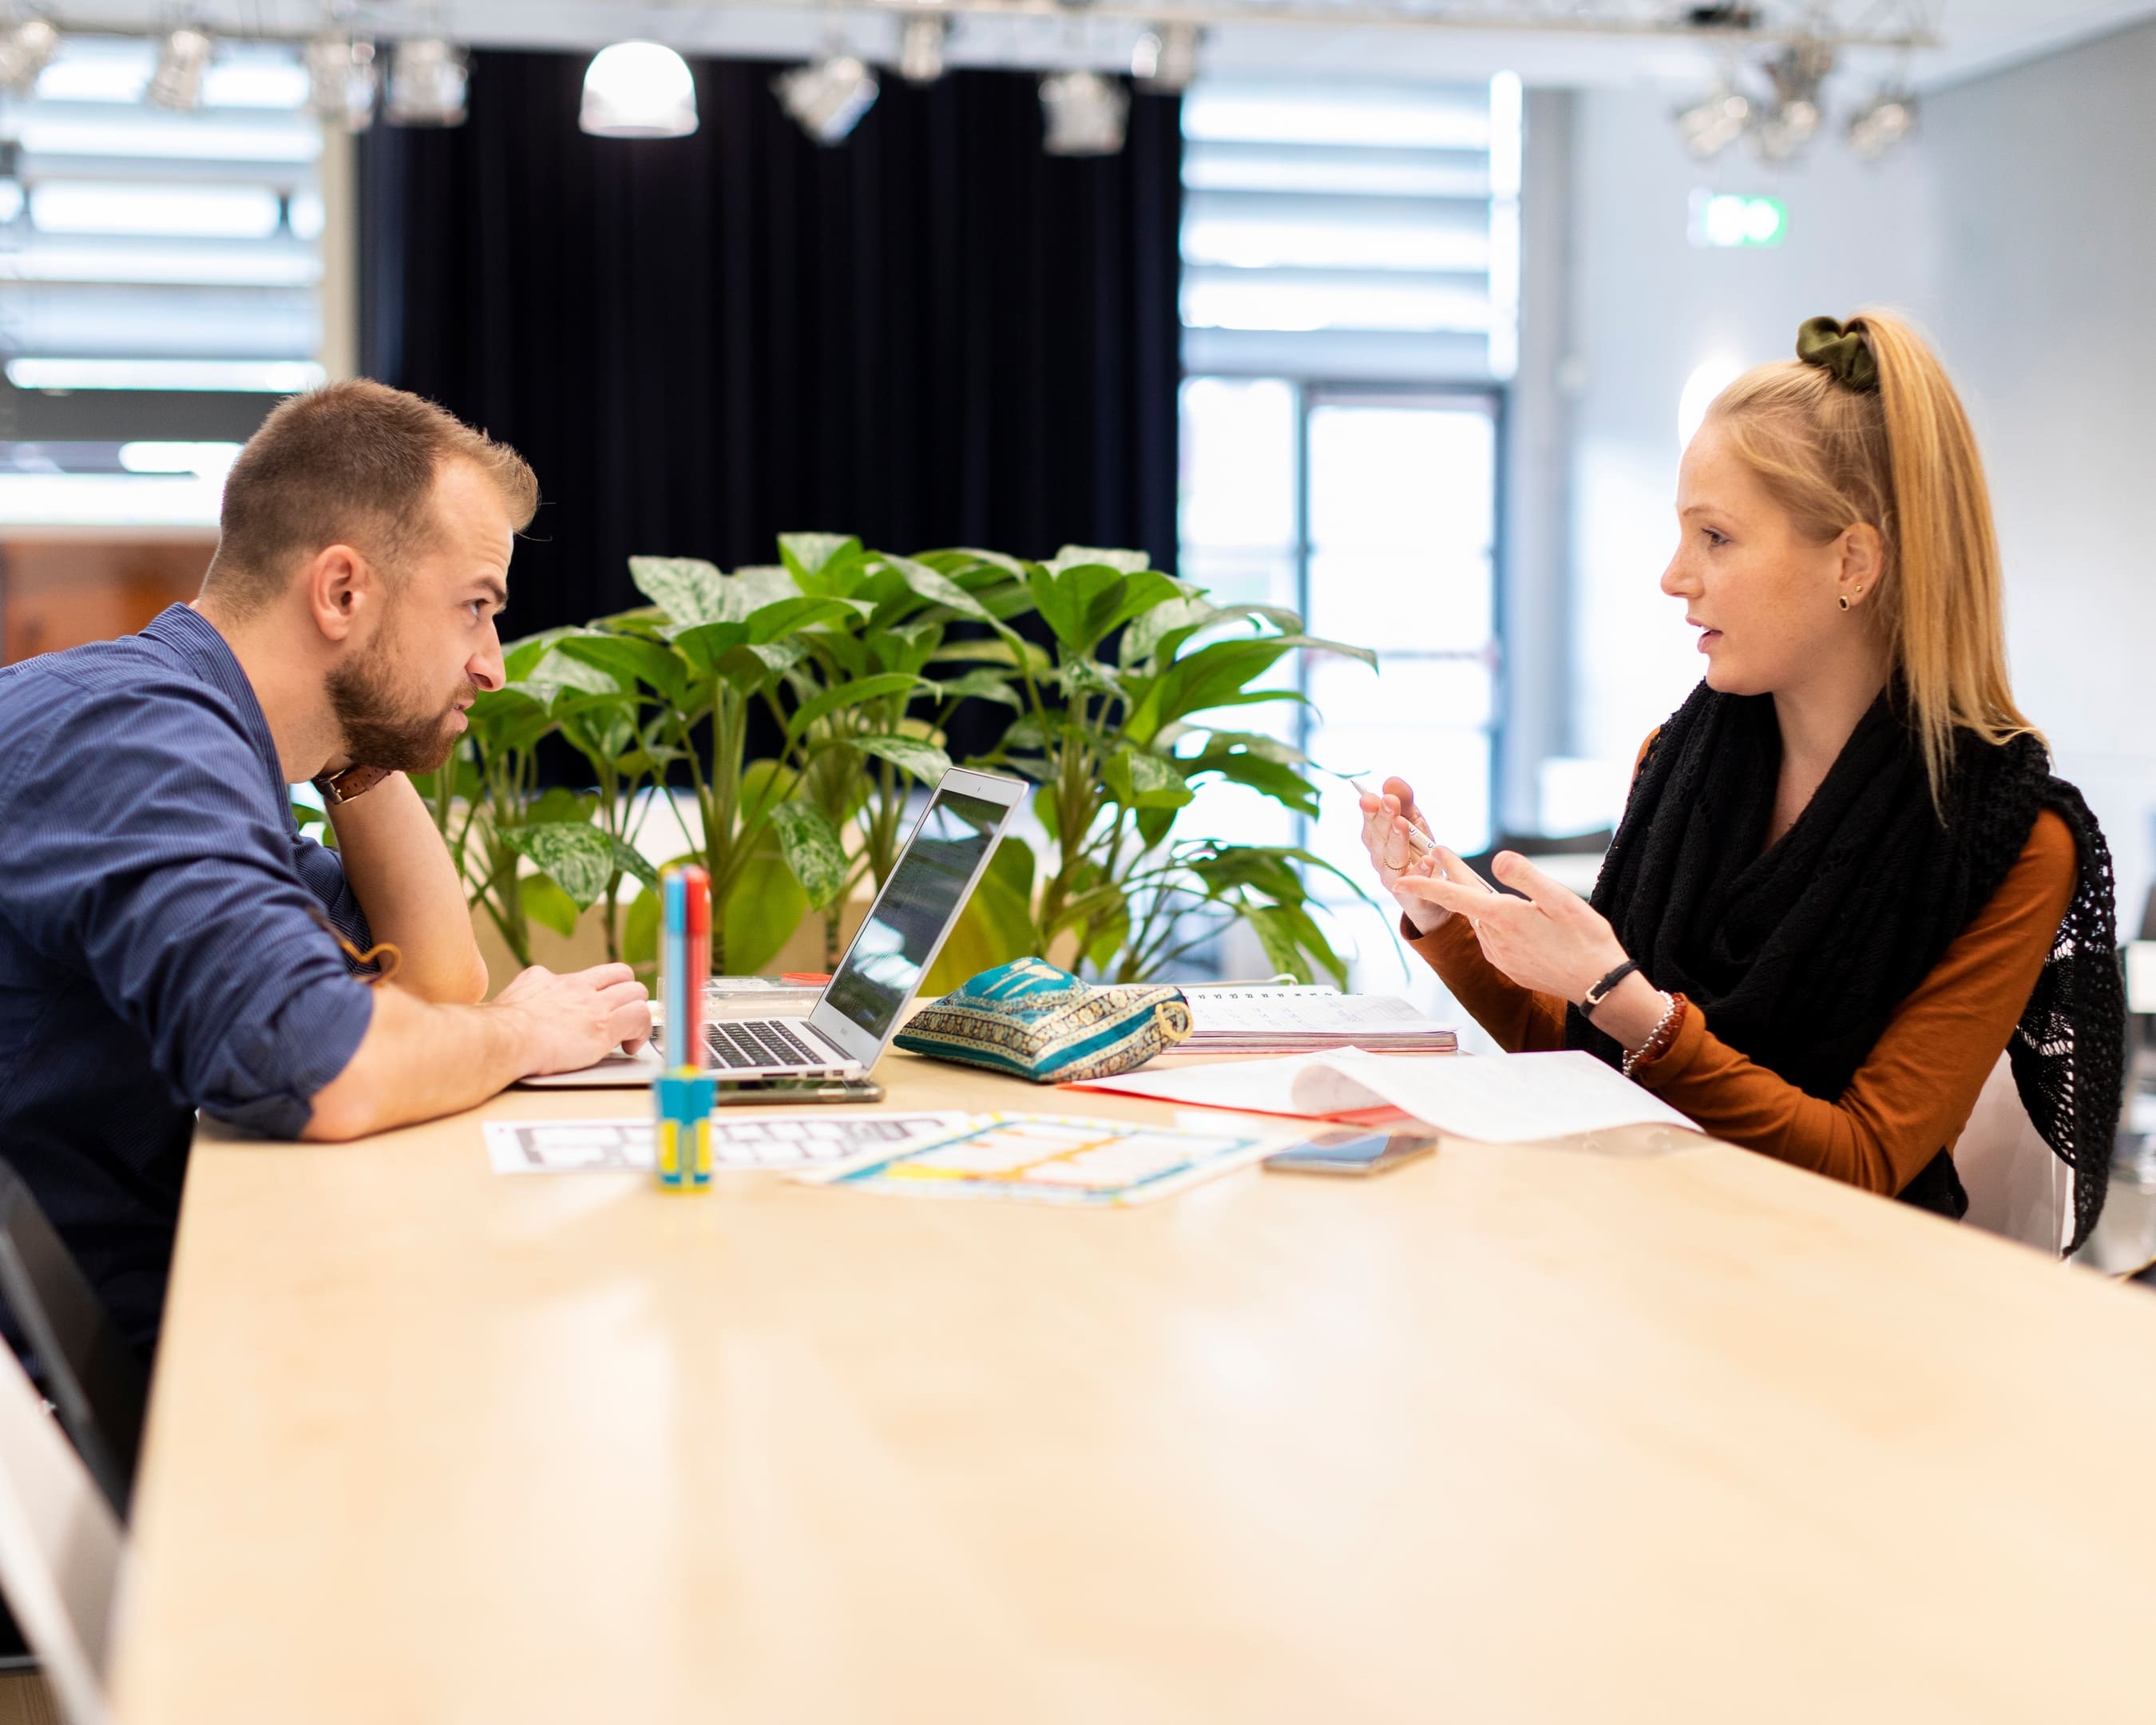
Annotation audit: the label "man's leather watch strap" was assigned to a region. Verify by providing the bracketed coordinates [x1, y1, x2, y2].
[311, 764, 393, 805]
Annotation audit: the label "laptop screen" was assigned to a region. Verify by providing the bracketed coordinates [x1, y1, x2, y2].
[820, 787, 1012, 1040]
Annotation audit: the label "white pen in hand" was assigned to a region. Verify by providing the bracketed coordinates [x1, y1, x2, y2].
[1348, 775, 1437, 855]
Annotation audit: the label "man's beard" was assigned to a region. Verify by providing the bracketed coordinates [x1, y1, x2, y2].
[327, 652, 471, 775]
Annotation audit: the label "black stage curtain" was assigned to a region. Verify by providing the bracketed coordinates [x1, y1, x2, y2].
[358, 50, 1183, 636]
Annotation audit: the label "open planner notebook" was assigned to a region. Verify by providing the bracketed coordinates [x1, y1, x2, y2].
[1180, 985, 1456, 1053]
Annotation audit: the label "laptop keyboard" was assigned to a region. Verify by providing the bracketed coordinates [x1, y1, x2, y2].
[703, 1017, 830, 1070]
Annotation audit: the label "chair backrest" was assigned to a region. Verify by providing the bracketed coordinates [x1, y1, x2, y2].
[0, 1331, 121, 1725]
[1954, 1052, 2071, 1255]
[0, 1163, 146, 1519]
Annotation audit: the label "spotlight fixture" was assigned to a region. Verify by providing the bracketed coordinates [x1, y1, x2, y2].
[1039, 69, 1127, 157]
[1131, 22, 1199, 93]
[146, 26, 213, 112]
[386, 38, 467, 126]
[1845, 85, 1918, 161]
[773, 54, 878, 145]
[304, 33, 378, 133]
[580, 40, 696, 137]
[0, 18, 57, 97]
[897, 14, 948, 86]
[1673, 79, 1750, 161]
[1750, 37, 1833, 162]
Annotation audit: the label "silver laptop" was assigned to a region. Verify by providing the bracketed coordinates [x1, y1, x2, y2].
[521, 767, 1024, 1087]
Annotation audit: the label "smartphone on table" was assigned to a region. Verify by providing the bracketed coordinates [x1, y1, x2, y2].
[711, 1077, 886, 1106]
[1262, 1128, 1439, 1176]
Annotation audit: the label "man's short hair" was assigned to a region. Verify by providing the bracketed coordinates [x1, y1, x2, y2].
[201, 379, 538, 614]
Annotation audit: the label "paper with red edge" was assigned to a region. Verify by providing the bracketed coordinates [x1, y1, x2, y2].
[1068, 1048, 1699, 1142]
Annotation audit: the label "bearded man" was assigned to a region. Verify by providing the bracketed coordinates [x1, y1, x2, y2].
[0, 380, 651, 1356]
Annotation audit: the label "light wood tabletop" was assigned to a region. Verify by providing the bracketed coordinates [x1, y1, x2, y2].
[113, 1049, 2156, 1723]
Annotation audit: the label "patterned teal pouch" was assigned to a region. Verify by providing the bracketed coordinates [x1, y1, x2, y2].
[894, 958, 1191, 1083]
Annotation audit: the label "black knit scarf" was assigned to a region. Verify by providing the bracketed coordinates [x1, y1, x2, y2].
[1568, 682, 2122, 1252]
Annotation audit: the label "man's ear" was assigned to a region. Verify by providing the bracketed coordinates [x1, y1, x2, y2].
[303, 544, 377, 644]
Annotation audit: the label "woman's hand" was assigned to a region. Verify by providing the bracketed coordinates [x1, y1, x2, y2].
[1396, 849, 1631, 1007]
[1357, 778, 1459, 934]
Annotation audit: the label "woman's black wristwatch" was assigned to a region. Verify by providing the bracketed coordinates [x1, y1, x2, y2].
[1579, 958, 1640, 1018]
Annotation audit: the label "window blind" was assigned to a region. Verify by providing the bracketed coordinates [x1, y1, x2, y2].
[1179, 76, 1520, 383]
[0, 38, 326, 396]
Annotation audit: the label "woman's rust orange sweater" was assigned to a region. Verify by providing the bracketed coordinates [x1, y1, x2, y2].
[1406, 769, 2075, 1198]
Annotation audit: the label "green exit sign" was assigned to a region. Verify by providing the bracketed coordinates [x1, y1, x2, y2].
[1689, 191, 1788, 248]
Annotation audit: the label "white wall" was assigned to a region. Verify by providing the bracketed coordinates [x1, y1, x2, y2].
[1924, 19, 2156, 922]
[1561, 85, 1940, 774]
[1555, 21, 2156, 911]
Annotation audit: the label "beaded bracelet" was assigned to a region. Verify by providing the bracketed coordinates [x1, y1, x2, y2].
[1622, 992, 1688, 1080]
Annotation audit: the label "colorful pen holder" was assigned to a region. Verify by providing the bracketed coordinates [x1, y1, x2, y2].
[653, 1068, 715, 1190]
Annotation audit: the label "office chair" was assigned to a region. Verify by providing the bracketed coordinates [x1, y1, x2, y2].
[0, 1317, 122, 1725]
[0, 1162, 148, 1521]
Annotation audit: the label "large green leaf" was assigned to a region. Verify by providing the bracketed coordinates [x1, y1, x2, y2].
[503, 822, 618, 909]
[852, 734, 953, 784]
[723, 847, 810, 975]
[784, 672, 930, 744]
[767, 800, 848, 910]
[525, 641, 620, 698]
[715, 565, 799, 618]
[1102, 748, 1193, 811]
[1027, 562, 1128, 656]
[933, 668, 1022, 708]
[554, 632, 691, 710]
[670, 620, 751, 674]
[1184, 747, 1322, 817]
[1046, 545, 1151, 575]
[1125, 636, 1306, 741]
[883, 553, 994, 623]
[1121, 599, 1307, 669]
[522, 874, 581, 941]
[779, 533, 862, 587]
[628, 557, 728, 626]
[466, 686, 557, 755]
[747, 594, 856, 644]
[502, 628, 577, 684]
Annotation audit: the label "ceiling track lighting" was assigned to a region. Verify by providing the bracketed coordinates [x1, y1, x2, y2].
[1673, 78, 1750, 161]
[0, 17, 57, 97]
[304, 32, 378, 133]
[1039, 68, 1127, 157]
[1131, 21, 1199, 93]
[581, 39, 697, 137]
[1751, 37, 1832, 162]
[386, 37, 468, 127]
[897, 14, 949, 85]
[146, 24, 212, 112]
[1845, 84, 1918, 162]
[1671, 34, 1922, 166]
[774, 54, 878, 145]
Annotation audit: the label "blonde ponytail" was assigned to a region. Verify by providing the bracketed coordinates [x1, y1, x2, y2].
[1707, 308, 2036, 803]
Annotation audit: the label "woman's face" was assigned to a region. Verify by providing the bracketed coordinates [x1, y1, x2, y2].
[1659, 419, 1863, 697]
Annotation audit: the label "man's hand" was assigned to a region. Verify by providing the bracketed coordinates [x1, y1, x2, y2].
[493, 963, 652, 1073]
[323, 774, 489, 1004]
[304, 964, 652, 1141]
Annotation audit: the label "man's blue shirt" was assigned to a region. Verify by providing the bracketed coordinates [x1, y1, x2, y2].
[0, 605, 376, 1353]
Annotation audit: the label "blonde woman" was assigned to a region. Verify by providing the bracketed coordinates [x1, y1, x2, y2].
[1360, 311, 2123, 1246]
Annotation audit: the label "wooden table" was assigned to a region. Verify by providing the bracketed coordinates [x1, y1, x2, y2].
[113, 1051, 2156, 1722]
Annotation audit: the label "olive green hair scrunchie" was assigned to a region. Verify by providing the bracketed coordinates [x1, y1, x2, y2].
[1796, 315, 1880, 392]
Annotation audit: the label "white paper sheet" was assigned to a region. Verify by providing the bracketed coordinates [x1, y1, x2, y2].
[1070, 1049, 1698, 1143]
